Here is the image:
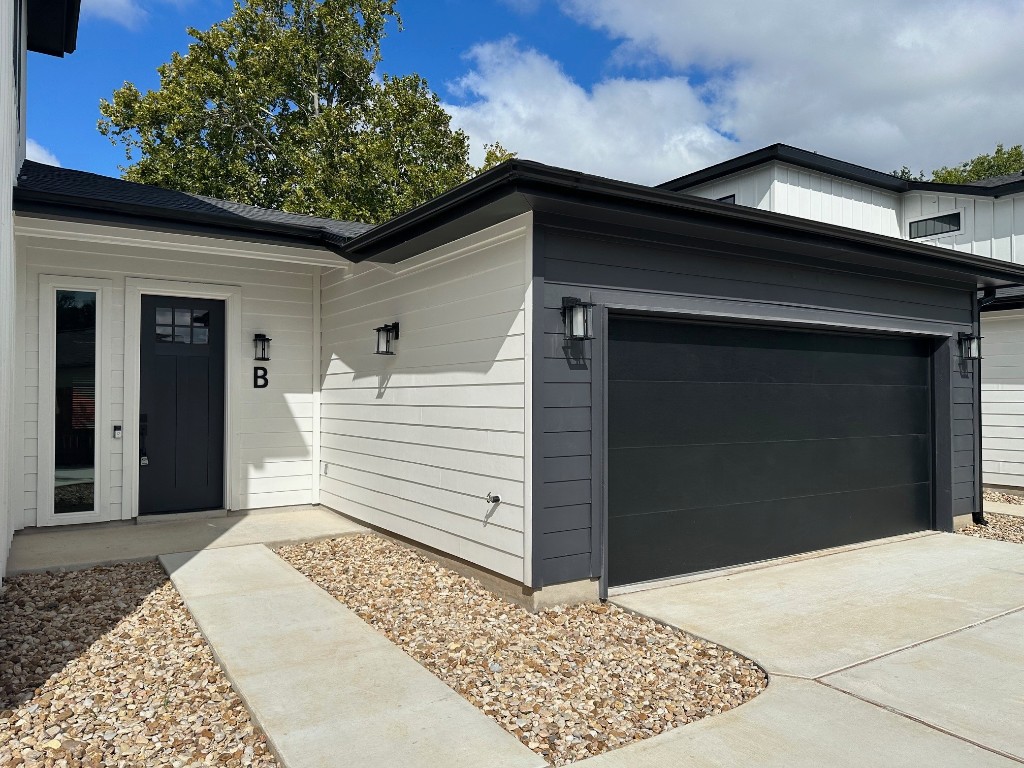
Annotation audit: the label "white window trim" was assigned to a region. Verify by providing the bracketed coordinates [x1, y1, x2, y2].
[123, 278, 242, 519]
[907, 208, 964, 241]
[36, 275, 113, 527]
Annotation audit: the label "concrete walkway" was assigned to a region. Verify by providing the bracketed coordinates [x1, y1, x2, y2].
[603, 533, 1024, 766]
[6, 505, 365, 575]
[161, 545, 544, 768]
[984, 499, 1024, 518]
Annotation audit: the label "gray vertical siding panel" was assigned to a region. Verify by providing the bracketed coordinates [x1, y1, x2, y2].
[533, 219, 979, 586]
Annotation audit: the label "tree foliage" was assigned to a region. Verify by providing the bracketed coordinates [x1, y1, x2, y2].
[892, 143, 1024, 184]
[477, 142, 518, 173]
[931, 143, 1024, 184]
[98, 0, 483, 224]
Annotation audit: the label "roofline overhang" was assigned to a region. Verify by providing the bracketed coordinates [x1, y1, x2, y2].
[658, 144, 1024, 198]
[342, 159, 1024, 289]
[13, 185, 353, 257]
[27, 0, 81, 57]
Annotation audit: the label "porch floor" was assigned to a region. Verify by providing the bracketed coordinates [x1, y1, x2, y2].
[5, 505, 365, 576]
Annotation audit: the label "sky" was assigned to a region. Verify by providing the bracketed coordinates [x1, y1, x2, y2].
[26, 0, 1024, 186]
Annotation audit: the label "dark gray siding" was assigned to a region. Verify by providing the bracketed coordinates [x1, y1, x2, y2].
[533, 217, 978, 587]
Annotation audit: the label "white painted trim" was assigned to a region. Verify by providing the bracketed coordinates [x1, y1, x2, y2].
[10, 249, 26, 530]
[14, 214, 347, 267]
[36, 275, 113, 527]
[123, 278, 242, 519]
[522, 217, 535, 588]
[311, 266, 322, 504]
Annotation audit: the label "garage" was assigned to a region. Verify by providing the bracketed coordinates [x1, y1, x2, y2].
[607, 317, 934, 587]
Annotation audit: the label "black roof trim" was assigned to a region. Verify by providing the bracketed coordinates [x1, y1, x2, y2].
[342, 159, 1024, 288]
[27, 0, 81, 57]
[14, 161, 373, 257]
[659, 143, 1024, 198]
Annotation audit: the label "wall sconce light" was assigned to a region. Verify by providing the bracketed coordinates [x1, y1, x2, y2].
[374, 322, 400, 355]
[958, 331, 981, 361]
[561, 297, 595, 340]
[253, 333, 272, 361]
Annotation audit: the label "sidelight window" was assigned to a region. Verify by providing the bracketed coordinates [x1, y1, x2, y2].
[54, 290, 97, 514]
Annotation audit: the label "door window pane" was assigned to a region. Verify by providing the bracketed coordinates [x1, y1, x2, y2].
[155, 307, 172, 325]
[192, 310, 210, 327]
[156, 325, 173, 343]
[54, 290, 96, 514]
[174, 327, 191, 344]
[192, 327, 209, 344]
[174, 308, 192, 326]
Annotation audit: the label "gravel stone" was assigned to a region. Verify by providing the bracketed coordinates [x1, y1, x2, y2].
[278, 535, 767, 766]
[983, 489, 1024, 506]
[959, 512, 1024, 545]
[0, 562, 278, 768]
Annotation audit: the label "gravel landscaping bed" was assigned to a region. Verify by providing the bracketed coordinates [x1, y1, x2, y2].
[0, 562, 278, 768]
[278, 535, 767, 766]
[958, 513, 1024, 544]
[983, 489, 1024, 506]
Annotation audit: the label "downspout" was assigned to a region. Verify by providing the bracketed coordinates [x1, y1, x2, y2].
[974, 287, 999, 525]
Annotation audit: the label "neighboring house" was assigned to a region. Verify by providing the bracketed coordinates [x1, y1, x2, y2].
[663, 144, 1024, 493]
[6, 8, 1024, 599]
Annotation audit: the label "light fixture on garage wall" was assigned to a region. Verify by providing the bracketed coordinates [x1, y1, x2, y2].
[958, 331, 981, 361]
[374, 322, 400, 355]
[253, 333, 272, 361]
[561, 297, 595, 340]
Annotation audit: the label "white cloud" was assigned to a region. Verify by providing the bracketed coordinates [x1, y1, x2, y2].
[26, 139, 60, 167]
[446, 39, 732, 184]
[81, 0, 147, 29]
[80, 0, 193, 29]
[556, 0, 1024, 177]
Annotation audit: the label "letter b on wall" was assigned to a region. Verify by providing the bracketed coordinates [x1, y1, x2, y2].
[254, 366, 269, 389]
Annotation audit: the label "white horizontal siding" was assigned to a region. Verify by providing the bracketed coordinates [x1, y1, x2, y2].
[902, 192, 1024, 262]
[981, 312, 1024, 487]
[14, 218, 321, 527]
[319, 213, 531, 581]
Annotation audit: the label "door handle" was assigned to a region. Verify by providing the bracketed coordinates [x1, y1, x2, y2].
[140, 413, 149, 466]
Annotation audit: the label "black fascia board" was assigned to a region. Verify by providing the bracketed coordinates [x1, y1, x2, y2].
[13, 186, 350, 257]
[27, 0, 81, 57]
[342, 159, 1024, 289]
[658, 143, 1024, 198]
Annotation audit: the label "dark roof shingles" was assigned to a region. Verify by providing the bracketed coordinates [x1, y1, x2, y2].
[16, 161, 375, 243]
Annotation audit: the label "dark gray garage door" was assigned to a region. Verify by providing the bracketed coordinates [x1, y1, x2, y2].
[608, 318, 933, 587]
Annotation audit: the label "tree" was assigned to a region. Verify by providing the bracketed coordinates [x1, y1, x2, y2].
[931, 143, 1024, 184]
[476, 142, 518, 174]
[99, 0, 474, 224]
[892, 143, 1024, 184]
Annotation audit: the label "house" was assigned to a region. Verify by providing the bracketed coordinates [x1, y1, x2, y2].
[662, 144, 1024, 494]
[6, 4, 1024, 602]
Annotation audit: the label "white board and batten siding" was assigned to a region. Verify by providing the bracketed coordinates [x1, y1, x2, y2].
[902, 191, 1024, 261]
[684, 161, 901, 237]
[319, 213, 533, 584]
[980, 310, 1024, 488]
[13, 215, 325, 530]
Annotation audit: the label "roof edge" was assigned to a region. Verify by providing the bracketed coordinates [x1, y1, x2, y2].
[659, 144, 1024, 198]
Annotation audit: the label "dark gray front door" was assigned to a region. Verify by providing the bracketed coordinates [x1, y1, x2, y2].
[608, 318, 933, 587]
[139, 295, 225, 515]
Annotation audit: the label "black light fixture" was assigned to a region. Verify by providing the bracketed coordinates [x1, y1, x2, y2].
[374, 322, 400, 355]
[561, 297, 595, 340]
[958, 331, 981, 361]
[253, 333, 272, 361]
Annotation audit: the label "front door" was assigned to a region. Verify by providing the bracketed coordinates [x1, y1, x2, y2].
[139, 295, 226, 514]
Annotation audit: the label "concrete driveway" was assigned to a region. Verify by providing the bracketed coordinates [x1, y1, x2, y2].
[596, 532, 1024, 767]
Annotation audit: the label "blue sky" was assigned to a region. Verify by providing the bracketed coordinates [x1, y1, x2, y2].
[27, 0, 1024, 185]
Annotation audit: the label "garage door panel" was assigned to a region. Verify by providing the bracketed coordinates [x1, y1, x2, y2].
[608, 482, 932, 586]
[609, 320, 930, 386]
[608, 318, 933, 586]
[609, 381, 929, 447]
[609, 434, 931, 518]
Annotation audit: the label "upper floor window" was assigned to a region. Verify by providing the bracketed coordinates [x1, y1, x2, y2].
[909, 211, 961, 240]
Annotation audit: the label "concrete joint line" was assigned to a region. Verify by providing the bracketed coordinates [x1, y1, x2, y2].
[815, 602, 1024, 679]
[814, 679, 1024, 765]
